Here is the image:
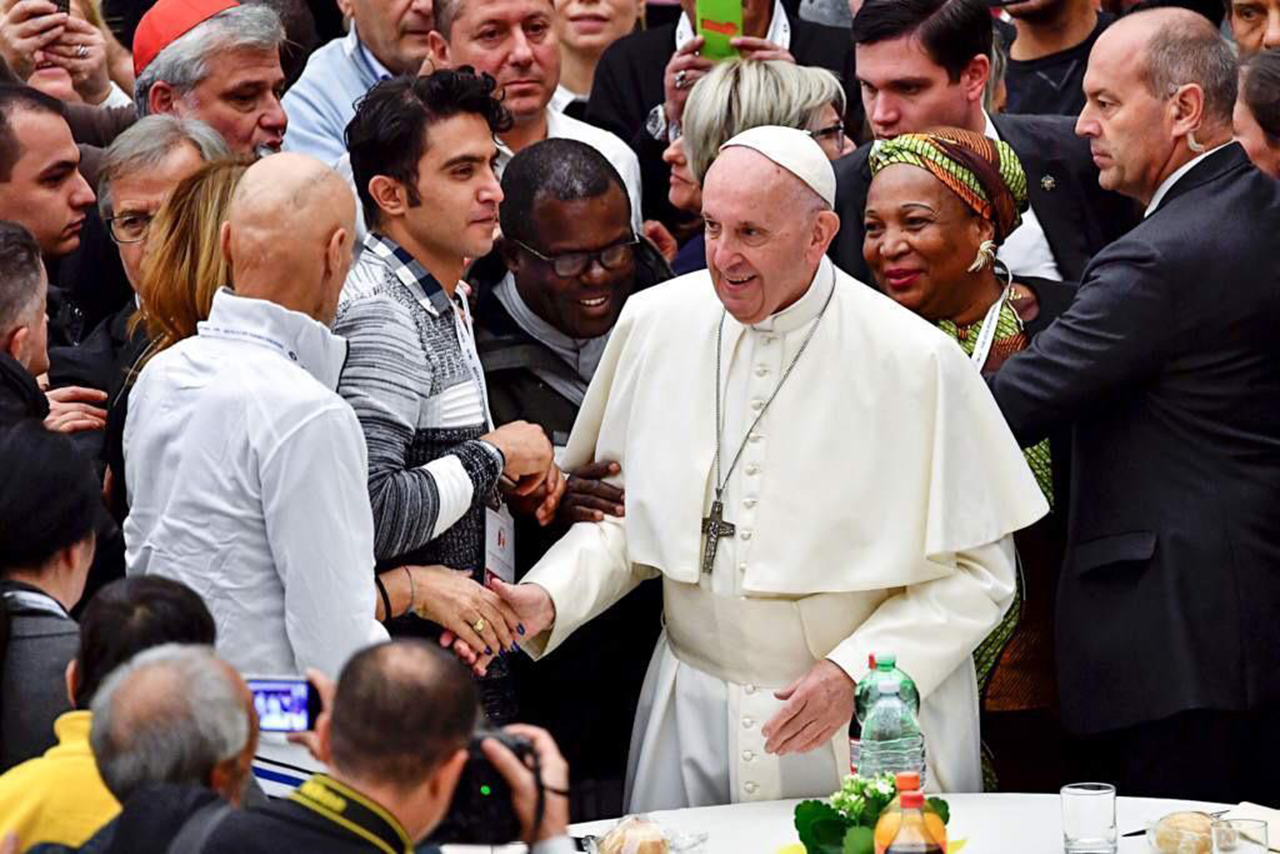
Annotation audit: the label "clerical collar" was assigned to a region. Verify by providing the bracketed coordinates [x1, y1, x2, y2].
[494, 272, 609, 405]
[290, 774, 413, 854]
[747, 256, 836, 335]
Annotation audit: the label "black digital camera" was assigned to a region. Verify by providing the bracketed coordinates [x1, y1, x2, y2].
[429, 730, 537, 845]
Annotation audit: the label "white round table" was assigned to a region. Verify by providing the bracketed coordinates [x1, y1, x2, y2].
[565, 793, 1230, 853]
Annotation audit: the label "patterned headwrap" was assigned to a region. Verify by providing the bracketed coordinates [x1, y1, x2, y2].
[868, 128, 1030, 245]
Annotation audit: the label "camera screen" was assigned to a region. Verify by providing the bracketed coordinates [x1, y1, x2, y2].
[250, 680, 310, 732]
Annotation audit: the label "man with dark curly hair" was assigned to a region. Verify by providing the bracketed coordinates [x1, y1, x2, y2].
[338, 69, 565, 725]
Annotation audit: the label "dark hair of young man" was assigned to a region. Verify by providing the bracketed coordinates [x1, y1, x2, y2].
[852, 0, 993, 81]
[498, 138, 630, 249]
[345, 68, 514, 230]
[0, 420, 99, 573]
[0, 85, 65, 183]
[1244, 48, 1280, 142]
[73, 576, 217, 709]
[328, 639, 478, 789]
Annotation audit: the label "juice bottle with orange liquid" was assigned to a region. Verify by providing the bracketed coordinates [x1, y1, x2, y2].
[874, 790, 946, 854]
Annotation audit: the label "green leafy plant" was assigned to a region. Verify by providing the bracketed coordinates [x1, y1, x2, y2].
[793, 774, 950, 854]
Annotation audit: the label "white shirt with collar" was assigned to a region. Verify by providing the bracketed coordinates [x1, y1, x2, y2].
[1144, 143, 1233, 217]
[984, 112, 1064, 282]
[123, 288, 389, 679]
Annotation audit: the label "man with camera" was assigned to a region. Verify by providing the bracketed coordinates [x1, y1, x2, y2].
[202, 639, 574, 853]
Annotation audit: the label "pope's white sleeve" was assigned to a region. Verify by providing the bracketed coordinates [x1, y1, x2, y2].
[825, 536, 1017, 698]
[519, 512, 659, 660]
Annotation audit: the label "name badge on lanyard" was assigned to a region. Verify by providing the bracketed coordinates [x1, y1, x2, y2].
[485, 503, 516, 584]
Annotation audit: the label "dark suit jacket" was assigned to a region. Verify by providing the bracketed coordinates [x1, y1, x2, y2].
[585, 9, 860, 228]
[829, 113, 1138, 284]
[989, 144, 1280, 735]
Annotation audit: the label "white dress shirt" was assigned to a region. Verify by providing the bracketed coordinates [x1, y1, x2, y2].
[984, 112, 1064, 281]
[124, 289, 389, 679]
[1144, 143, 1232, 217]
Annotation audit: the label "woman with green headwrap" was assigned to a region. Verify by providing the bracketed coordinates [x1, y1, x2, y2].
[862, 127, 1074, 794]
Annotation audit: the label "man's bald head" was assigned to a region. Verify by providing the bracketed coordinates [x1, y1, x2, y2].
[222, 152, 357, 325]
[701, 147, 840, 325]
[1104, 9, 1238, 129]
[1079, 7, 1236, 203]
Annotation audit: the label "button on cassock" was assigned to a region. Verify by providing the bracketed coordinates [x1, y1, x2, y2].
[742, 750, 755, 761]
[744, 782, 758, 794]
[751, 398, 765, 411]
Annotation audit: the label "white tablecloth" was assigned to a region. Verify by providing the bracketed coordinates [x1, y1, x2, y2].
[560, 793, 1230, 853]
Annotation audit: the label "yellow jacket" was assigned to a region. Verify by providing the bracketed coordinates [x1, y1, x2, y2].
[0, 711, 120, 850]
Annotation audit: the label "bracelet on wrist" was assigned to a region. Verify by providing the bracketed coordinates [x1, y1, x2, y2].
[374, 574, 392, 623]
[402, 565, 416, 618]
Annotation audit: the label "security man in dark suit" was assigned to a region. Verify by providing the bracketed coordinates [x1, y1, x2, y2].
[829, 0, 1136, 285]
[990, 9, 1280, 805]
[585, 0, 860, 231]
[202, 640, 577, 854]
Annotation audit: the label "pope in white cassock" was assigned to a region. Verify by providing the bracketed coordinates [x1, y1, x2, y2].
[492, 126, 1049, 811]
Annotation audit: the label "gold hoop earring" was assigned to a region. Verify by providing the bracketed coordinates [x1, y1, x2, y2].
[967, 239, 997, 273]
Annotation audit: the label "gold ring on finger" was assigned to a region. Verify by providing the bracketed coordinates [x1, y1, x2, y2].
[472, 617, 487, 633]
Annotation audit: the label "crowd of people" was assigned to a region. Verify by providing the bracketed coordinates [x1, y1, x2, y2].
[1, 0, 1279, 848]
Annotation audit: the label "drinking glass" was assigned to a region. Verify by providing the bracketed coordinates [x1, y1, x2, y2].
[1211, 819, 1269, 853]
[1061, 782, 1117, 853]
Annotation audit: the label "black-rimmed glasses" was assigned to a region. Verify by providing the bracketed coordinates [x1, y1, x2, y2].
[105, 212, 154, 245]
[806, 122, 846, 143]
[512, 235, 639, 278]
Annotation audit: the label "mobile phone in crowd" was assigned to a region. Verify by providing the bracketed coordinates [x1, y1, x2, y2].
[51, 0, 71, 15]
[695, 0, 743, 59]
[245, 676, 321, 733]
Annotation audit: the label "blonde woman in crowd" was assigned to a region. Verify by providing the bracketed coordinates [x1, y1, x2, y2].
[654, 58, 854, 272]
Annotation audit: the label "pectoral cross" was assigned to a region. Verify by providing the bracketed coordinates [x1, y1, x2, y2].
[701, 499, 736, 574]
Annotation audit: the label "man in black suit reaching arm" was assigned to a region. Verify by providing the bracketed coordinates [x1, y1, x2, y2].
[990, 8, 1280, 805]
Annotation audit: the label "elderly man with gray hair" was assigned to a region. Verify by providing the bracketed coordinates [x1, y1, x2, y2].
[36, 644, 261, 854]
[46, 114, 229, 513]
[131, 0, 287, 157]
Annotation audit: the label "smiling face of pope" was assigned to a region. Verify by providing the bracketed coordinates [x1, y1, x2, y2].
[700, 147, 841, 326]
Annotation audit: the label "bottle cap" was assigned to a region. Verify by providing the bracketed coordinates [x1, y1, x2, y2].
[875, 651, 897, 668]
[901, 790, 924, 809]
[868, 653, 876, 669]
[895, 771, 921, 791]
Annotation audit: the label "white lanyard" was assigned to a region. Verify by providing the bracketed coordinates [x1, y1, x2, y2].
[3, 589, 68, 618]
[968, 287, 1008, 368]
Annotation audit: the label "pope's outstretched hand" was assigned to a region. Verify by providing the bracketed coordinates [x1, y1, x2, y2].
[761, 660, 855, 756]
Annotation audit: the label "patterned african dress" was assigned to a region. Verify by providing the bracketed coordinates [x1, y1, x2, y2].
[939, 296, 1054, 790]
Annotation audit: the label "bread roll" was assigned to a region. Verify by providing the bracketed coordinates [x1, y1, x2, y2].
[598, 817, 670, 854]
[1151, 811, 1213, 854]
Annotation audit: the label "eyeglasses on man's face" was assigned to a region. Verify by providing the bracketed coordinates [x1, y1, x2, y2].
[513, 235, 640, 278]
[106, 211, 155, 245]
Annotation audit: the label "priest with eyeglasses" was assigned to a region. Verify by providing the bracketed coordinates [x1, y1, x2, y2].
[489, 126, 1048, 809]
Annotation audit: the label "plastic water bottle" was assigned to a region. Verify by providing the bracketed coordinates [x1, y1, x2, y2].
[870, 653, 921, 716]
[850, 655, 877, 775]
[858, 678, 926, 781]
[874, 789, 946, 854]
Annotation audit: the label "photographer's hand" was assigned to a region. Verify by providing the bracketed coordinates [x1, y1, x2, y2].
[481, 724, 569, 845]
[285, 668, 336, 763]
